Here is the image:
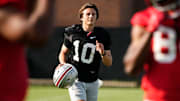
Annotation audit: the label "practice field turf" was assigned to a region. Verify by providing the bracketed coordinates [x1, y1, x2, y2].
[26, 85, 143, 101]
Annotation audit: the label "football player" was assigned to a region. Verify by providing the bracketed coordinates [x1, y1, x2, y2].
[58, 3, 112, 101]
[0, 0, 55, 101]
[123, 0, 180, 101]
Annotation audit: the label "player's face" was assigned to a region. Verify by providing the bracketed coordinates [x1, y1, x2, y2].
[81, 8, 97, 26]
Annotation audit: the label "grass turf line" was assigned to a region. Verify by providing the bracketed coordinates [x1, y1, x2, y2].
[26, 85, 143, 101]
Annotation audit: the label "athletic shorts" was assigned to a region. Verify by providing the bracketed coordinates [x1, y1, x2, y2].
[68, 79, 99, 101]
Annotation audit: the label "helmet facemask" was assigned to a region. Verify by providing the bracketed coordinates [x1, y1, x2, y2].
[151, 0, 180, 11]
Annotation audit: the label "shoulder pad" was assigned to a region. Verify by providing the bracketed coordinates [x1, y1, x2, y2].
[94, 27, 106, 32]
[65, 24, 82, 34]
[131, 8, 150, 26]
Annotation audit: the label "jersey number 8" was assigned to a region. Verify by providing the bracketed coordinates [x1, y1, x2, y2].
[153, 25, 177, 63]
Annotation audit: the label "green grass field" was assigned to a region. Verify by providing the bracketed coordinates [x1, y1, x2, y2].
[26, 85, 143, 101]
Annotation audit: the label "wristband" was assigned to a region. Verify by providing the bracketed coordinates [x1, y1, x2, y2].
[101, 52, 106, 56]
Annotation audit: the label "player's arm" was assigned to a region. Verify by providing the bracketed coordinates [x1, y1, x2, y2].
[0, 6, 27, 41]
[22, 0, 55, 46]
[0, 0, 55, 46]
[58, 44, 69, 64]
[123, 25, 152, 76]
[96, 40, 112, 67]
[101, 50, 112, 67]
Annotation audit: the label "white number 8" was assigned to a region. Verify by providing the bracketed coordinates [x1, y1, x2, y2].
[153, 25, 176, 63]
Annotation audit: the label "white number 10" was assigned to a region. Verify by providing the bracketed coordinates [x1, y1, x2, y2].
[73, 40, 96, 64]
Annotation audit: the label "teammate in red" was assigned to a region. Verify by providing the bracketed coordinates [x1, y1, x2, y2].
[0, 0, 55, 101]
[123, 0, 180, 101]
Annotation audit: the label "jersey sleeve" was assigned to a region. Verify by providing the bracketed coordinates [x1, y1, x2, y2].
[131, 9, 149, 27]
[63, 27, 73, 49]
[0, 0, 25, 11]
[101, 28, 111, 50]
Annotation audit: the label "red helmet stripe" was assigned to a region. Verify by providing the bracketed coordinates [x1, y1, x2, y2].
[56, 67, 72, 87]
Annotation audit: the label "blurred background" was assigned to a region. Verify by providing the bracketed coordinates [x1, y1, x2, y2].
[27, 0, 146, 87]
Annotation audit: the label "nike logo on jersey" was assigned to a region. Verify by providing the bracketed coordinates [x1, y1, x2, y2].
[90, 36, 96, 39]
[90, 71, 95, 74]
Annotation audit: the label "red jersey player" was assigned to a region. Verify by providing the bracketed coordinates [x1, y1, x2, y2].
[123, 0, 180, 101]
[0, 0, 55, 101]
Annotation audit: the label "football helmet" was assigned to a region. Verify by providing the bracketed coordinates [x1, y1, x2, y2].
[146, 0, 180, 11]
[53, 63, 78, 88]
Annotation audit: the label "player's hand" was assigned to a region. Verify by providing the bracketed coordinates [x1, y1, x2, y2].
[57, 64, 65, 68]
[146, 9, 165, 32]
[96, 40, 105, 56]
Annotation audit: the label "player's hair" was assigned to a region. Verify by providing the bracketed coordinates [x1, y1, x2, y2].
[145, 0, 153, 6]
[79, 3, 99, 20]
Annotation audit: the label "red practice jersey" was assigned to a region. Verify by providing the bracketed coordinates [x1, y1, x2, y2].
[131, 7, 180, 101]
[0, 0, 25, 10]
[0, 0, 28, 101]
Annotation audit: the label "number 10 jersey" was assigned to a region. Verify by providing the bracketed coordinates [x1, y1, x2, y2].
[63, 24, 111, 82]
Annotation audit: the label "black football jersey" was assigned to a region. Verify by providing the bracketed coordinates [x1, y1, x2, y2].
[63, 24, 111, 82]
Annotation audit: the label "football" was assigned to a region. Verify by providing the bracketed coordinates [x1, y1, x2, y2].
[53, 63, 78, 88]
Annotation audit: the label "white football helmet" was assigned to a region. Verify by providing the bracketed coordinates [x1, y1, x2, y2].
[53, 63, 78, 88]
